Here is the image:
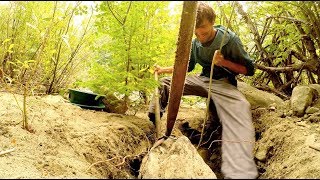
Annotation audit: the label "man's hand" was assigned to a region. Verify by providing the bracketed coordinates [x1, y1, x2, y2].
[212, 50, 248, 75]
[154, 65, 163, 74]
[213, 50, 226, 67]
[154, 65, 174, 74]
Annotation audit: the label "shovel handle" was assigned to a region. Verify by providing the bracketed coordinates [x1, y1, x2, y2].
[154, 71, 161, 139]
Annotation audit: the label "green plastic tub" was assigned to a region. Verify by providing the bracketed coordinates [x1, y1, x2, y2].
[68, 89, 105, 110]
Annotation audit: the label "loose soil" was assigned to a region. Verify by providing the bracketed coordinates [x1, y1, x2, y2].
[0, 92, 320, 178]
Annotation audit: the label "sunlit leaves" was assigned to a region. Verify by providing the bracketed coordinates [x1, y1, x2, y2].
[75, 5, 88, 15]
[88, 1, 179, 101]
[2, 38, 11, 45]
[7, 44, 15, 53]
[0, 1, 95, 94]
[26, 22, 39, 32]
[62, 34, 71, 49]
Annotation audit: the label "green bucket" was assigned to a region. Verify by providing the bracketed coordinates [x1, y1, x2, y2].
[68, 89, 105, 110]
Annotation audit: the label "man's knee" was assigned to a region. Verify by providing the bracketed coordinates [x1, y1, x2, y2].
[241, 98, 251, 110]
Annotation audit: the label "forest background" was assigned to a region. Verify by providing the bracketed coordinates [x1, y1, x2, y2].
[1, 1, 319, 117]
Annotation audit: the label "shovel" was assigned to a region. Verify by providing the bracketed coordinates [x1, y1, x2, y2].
[154, 71, 161, 139]
[151, 70, 177, 150]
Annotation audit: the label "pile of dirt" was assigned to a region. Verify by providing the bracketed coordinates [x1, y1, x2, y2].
[252, 108, 320, 178]
[0, 92, 155, 178]
[159, 103, 320, 179]
[0, 91, 320, 178]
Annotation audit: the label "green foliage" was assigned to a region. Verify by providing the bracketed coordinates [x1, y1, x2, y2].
[1, 1, 319, 106]
[0, 1, 95, 94]
[80, 1, 181, 105]
[181, 96, 206, 107]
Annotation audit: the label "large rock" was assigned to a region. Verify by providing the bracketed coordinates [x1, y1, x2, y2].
[308, 84, 320, 109]
[139, 136, 217, 179]
[102, 93, 128, 114]
[291, 85, 317, 117]
[309, 84, 320, 96]
[237, 81, 284, 109]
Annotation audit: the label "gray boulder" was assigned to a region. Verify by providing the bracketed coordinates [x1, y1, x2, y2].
[139, 136, 217, 179]
[291, 85, 317, 117]
[237, 81, 284, 109]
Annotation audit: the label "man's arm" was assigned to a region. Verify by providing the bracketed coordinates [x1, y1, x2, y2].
[213, 33, 256, 76]
[155, 41, 196, 75]
[155, 65, 174, 74]
[213, 50, 248, 75]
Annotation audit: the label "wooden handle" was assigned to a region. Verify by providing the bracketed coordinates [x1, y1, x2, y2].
[154, 71, 161, 139]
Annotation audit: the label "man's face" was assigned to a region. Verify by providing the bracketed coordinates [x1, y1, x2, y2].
[195, 19, 214, 44]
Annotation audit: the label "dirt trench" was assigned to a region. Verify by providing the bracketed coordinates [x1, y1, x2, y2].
[1, 92, 320, 178]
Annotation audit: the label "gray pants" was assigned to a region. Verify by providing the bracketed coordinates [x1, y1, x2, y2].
[149, 75, 258, 179]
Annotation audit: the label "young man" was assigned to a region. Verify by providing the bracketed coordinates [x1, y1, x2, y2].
[148, 2, 258, 179]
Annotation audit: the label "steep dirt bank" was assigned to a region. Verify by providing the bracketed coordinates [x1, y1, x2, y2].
[0, 92, 154, 178]
[0, 92, 320, 178]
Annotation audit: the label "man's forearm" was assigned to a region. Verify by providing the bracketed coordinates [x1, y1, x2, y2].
[222, 59, 248, 75]
[213, 50, 248, 75]
[158, 66, 174, 74]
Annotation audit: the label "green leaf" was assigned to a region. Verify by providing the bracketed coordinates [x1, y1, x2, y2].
[27, 60, 36, 63]
[2, 38, 11, 44]
[42, 17, 52, 21]
[62, 35, 71, 49]
[95, 95, 105, 101]
[26, 22, 38, 31]
[7, 44, 15, 53]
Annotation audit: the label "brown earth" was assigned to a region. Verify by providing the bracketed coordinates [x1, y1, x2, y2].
[0, 92, 320, 178]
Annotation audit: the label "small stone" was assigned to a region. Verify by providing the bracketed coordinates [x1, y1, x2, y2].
[255, 147, 267, 162]
[278, 111, 285, 118]
[197, 148, 210, 161]
[268, 106, 276, 111]
[307, 116, 320, 123]
[209, 153, 219, 161]
[305, 107, 319, 114]
[305, 134, 316, 145]
[296, 121, 307, 127]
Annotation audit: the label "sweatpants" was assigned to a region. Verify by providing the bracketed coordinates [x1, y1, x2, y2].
[148, 75, 258, 179]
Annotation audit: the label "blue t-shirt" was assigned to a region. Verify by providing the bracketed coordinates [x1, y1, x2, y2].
[188, 25, 255, 86]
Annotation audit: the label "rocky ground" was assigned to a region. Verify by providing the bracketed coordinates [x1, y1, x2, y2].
[0, 90, 320, 178]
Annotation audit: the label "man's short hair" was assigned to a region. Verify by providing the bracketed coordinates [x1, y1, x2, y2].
[196, 2, 216, 28]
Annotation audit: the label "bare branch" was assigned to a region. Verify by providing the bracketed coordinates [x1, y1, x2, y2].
[0, 148, 15, 156]
[278, 67, 303, 92]
[107, 2, 124, 26]
[255, 85, 289, 100]
[266, 16, 311, 25]
[255, 63, 305, 73]
[290, 50, 308, 62]
[122, 1, 132, 25]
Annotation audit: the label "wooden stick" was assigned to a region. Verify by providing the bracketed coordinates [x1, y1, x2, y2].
[309, 144, 320, 152]
[154, 71, 161, 139]
[0, 148, 15, 156]
[198, 1, 236, 149]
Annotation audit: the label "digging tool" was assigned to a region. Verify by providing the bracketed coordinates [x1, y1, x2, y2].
[154, 71, 161, 139]
[165, 1, 198, 138]
[150, 2, 198, 151]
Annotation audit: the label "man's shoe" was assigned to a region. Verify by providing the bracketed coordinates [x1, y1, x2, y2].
[148, 112, 163, 125]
